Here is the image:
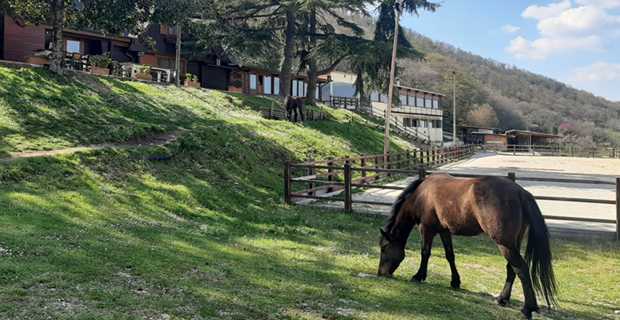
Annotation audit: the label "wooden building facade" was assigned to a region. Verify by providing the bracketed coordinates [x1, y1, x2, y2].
[0, 15, 325, 98]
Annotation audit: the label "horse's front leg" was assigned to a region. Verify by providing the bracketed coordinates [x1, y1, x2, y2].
[440, 233, 461, 289]
[411, 225, 436, 283]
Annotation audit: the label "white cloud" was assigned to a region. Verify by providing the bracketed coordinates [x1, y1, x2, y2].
[575, 0, 620, 8]
[508, 0, 620, 59]
[568, 62, 620, 82]
[522, 0, 572, 20]
[507, 35, 604, 60]
[538, 6, 620, 38]
[502, 25, 521, 33]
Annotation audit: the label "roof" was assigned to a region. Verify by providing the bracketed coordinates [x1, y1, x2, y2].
[395, 85, 445, 97]
[457, 125, 496, 130]
[473, 132, 515, 138]
[506, 130, 561, 139]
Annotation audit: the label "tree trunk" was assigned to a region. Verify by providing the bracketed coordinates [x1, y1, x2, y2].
[305, 9, 317, 105]
[50, 0, 65, 75]
[279, 11, 295, 98]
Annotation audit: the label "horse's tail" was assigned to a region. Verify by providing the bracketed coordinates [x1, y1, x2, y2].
[386, 179, 424, 232]
[521, 192, 557, 308]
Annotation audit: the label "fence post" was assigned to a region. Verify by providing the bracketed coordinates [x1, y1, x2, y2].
[616, 178, 620, 241]
[494, 144, 497, 155]
[270, 101, 274, 119]
[344, 164, 352, 213]
[361, 154, 367, 182]
[308, 156, 315, 196]
[386, 152, 391, 177]
[327, 157, 334, 193]
[406, 150, 411, 168]
[508, 172, 516, 182]
[284, 161, 292, 204]
[375, 154, 381, 181]
[418, 167, 427, 180]
[397, 153, 402, 170]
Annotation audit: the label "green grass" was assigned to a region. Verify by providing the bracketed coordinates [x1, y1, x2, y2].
[0, 67, 618, 320]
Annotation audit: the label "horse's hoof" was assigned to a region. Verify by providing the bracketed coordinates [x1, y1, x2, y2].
[496, 297, 509, 307]
[450, 280, 461, 289]
[519, 309, 532, 319]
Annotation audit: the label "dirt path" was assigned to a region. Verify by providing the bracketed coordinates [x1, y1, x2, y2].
[0, 130, 189, 163]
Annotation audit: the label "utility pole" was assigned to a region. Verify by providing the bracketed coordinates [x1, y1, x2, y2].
[175, 24, 182, 87]
[384, 1, 402, 155]
[452, 71, 457, 145]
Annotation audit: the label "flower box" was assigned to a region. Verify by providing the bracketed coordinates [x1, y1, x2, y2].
[88, 66, 110, 75]
[133, 73, 153, 81]
[27, 57, 50, 65]
[184, 81, 200, 88]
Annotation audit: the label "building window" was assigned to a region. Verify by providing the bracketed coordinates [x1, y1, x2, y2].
[303, 82, 308, 97]
[292, 80, 298, 96]
[381, 94, 388, 103]
[316, 85, 320, 99]
[66, 40, 81, 53]
[250, 74, 257, 90]
[428, 121, 434, 128]
[274, 77, 280, 95]
[433, 99, 439, 109]
[400, 94, 407, 105]
[168, 26, 178, 36]
[371, 92, 379, 102]
[157, 58, 171, 69]
[265, 76, 272, 94]
[417, 95, 424, 107]
[171, 59, 186, 73]
[420, 120, 426, 128]
[426, 98, 432, 108]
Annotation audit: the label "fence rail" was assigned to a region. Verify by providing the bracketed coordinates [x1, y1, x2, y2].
[478, 144, 620, 159]
[284, 147, 620, 241]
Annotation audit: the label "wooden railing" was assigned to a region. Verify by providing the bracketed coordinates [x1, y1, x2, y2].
[478, 144, 620, 159]
[284, 145, 475, 208]
[357, 103, 432, 144]
[285, 152, 620, 240]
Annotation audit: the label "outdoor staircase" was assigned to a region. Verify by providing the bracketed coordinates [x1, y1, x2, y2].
[356, 103, 433, 145]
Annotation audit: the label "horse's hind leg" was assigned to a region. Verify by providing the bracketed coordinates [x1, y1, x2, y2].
[411, 226, 436, 283]
[439, 233, 461, 289]
[498, 245, 539, 319]
[497, 262, 516, 306]
[497, 228, 526, 306]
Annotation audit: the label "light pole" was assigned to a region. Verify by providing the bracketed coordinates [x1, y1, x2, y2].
[452, 71, 457, 144]
[384, 1, 403, 155]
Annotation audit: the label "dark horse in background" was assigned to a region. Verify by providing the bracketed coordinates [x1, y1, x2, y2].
[378, 174, 557, 319]
[284, 95, 304, 123]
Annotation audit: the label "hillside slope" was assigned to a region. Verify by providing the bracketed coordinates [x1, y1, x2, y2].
[0, 67, 618, 320]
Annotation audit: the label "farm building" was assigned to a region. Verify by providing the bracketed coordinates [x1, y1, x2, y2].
[321, 71, 445, 145]
[0, 15, 325, 98]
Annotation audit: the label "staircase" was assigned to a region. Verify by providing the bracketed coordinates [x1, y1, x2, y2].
[357, 103, 433, 145]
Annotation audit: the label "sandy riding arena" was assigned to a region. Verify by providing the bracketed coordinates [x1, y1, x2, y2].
[330, 153, 619, 237]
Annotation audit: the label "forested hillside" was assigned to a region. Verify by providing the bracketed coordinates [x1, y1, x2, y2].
[336, 13, 620, 146]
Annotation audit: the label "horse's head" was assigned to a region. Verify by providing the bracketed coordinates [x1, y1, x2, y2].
[378, 229, 405, 278]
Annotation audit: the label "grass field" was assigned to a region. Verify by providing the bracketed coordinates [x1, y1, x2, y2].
[0, 67, 618, 320]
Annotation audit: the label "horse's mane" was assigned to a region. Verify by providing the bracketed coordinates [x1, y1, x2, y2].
[385, 179, 424, 233]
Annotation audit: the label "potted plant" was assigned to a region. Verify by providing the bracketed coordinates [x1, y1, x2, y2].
[88, 53, 112, 75]
[184, 73, 200, 88]
[26, 55, 51, 65]
[133, 65, 152, 81]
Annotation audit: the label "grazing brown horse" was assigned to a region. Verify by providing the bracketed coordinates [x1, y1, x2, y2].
[284, 95, 304, 123]
[378, 174, 556, 319]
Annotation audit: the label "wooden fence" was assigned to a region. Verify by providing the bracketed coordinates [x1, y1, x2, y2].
[284, 146, 620, 241]
[479, 144, 620, 158]
[284, 144, 474, 208]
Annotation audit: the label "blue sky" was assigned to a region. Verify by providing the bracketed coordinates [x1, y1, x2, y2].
[397, 0, 620, 102]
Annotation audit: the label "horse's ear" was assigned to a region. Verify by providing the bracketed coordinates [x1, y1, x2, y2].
[380, 229, 392, 242]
